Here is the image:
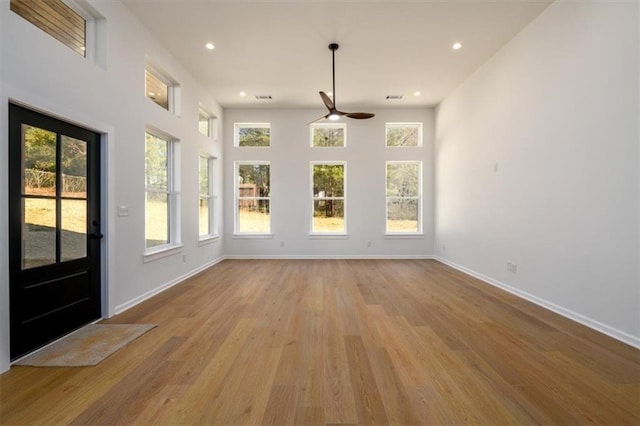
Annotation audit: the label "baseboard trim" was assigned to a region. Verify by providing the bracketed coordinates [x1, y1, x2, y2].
[224, 254, 434, 260]
[433, 256, 640, 349]
[114, 256, 225, 315]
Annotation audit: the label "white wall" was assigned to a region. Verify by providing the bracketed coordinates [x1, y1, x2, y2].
[435, 1, 639, 346]
[0, 0, 224, 372]
[224, 108, 434, 258]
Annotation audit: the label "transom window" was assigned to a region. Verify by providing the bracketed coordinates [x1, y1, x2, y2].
[386, 161, 422, 233]
[145, 131, 180, 250]
[199, 109, 212, 137]
[10, 0, 87, 57]
[234, 123, 270, 147]
[310, 123, 346, 147]
[385, 122, 422, 147]
[235, 162, 271, 234]
[311, 162, 346, 234]
[145, 69, 170, 110]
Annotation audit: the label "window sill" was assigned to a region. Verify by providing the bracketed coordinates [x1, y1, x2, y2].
[198, 235, 220, 246]
[232, 233, 273, 239]
[384, 233, 425, 239]
[143, 244, 184, 263]
[308, 233, 350, 240]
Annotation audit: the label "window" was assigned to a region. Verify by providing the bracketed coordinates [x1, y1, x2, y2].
[199, 155, 216, 238]
[199, 108, 212, 137]
[385, 122, 422, 147]
[386, 161, 422, 233]
[310, 123, 346, 147]
[311, 163, 346, 234]
[145, 69, 169, 110]
[10, 0, 87, 57]
[235, 162, 270, 234]
[234, 123, 270, 147]
[145, 131, 180, 250]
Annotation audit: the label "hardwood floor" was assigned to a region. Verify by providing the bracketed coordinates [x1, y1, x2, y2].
[1, 259, 638, 425]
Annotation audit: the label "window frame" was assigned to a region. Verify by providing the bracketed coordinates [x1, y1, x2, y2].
[310, 122, 347, 147]
[198, 154, 218, 241]
[385, 122, 423, 147]
[145, 64, 180, 115]
[198, 108, 213, 138]
[234, 123, 271, 147]
[385, 160, 423, 235]
[144, 130, 181, 258]
[310, 161, 347, 236]
[234, 161, 272, 236]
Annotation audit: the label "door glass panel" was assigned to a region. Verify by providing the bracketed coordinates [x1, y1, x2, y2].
[23, 198, 56, 269]
[61, 199, 87, 261]
[61, 135, 87, 198]
[22, 125, 56, 197]
[146, 191, 169, 248]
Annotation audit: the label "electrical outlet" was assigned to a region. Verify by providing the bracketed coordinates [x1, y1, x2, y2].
[280, 241, 285, 247]
[507, 261, 518, 273]
[367, 241, 372, 247]
[442, 243, 446, 252]
[182, 254, 187, 263]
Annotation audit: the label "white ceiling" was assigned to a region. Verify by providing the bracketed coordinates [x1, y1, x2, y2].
[122, 0, 551, 110]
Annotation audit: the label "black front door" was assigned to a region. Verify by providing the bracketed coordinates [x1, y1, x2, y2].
[8, 104, 102, 360]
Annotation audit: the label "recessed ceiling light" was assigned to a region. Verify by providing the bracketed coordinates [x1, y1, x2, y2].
[239, 91, 247, 97]
[148, 92, 155, 96]
[414, 91, 421, 97]
[205, 42, 215, 50]
[452, 42, 463, 50]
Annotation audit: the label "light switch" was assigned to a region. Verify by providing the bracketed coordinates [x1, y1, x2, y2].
[117, 205, 129, 217]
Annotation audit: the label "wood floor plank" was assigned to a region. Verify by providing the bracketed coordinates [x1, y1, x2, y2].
[0, 259, 638, 425]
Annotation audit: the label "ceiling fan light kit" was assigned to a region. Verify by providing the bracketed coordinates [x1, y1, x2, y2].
[311, 43, 375, 124]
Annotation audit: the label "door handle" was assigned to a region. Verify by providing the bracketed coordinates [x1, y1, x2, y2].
[90, 232, 104, 240]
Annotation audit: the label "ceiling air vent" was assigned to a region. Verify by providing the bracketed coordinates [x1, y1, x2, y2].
[255, 95, 272, 100]
[386, 95, 404, 100]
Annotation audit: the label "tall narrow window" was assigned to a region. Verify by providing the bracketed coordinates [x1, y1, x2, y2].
[10, 0, 87, 57]
[145, 132, 179, 250]
[385, 123, 422, 147]
[234, 123, 270, 147]
[235, 162, 270, 234]
[310, 123, 346, 147]
[386, 161, 422, 233]
[311, 162, 346, 234]
[199, 155, 216, 239]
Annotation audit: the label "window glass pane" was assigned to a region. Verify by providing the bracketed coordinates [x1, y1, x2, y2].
[23, 198, 56, 269]
[61, 135, 87, 198]
[313, 164, 344, 197]
[312, 124, 345, 147]
[61, 199, 87, 261]
[313, 200, 344, 233]
[23, 125, 56, 197]
[237, 200, 270, 233]
[237, 125, 270, 147]
[199, 110, 210, 136]
[199, 156, 209, 195]
[386, 123, 421, 147]
[10, 0, 86, 57]
[145, 70, 169, 110]
[145, 133, 168, 190]
[146, 192, 168, 248]
[199, 197, 210, 236]
[238, 164, 270, 197]
[387, 162, 419, 197]
[387, 199, 419, 233]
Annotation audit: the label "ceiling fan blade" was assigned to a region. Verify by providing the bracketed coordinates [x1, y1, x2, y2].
[319, 91, 334, 111]
[345, 112, 375, 119]
[308, 114, 329, 124]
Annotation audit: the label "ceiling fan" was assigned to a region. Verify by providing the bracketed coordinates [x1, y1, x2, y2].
[311, 43, 375, 123]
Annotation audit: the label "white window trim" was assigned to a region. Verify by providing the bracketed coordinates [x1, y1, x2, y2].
[309, 122, 347, 147]
[144, 130, 181, 255]
[234, 161, 271, 235]
[385, 161, 422, 235]
[234, 123, 270, 147]
[310, 161, 347, 235]
[199, 155, 218, 241]
[198, 107, 216, 139]
[385, 122, 423, 147]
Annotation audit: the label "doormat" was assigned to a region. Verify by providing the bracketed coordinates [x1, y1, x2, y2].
[15, 324, 156, 367]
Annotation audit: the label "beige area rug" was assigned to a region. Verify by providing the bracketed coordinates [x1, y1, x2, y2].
[15, 324, 156, 367]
